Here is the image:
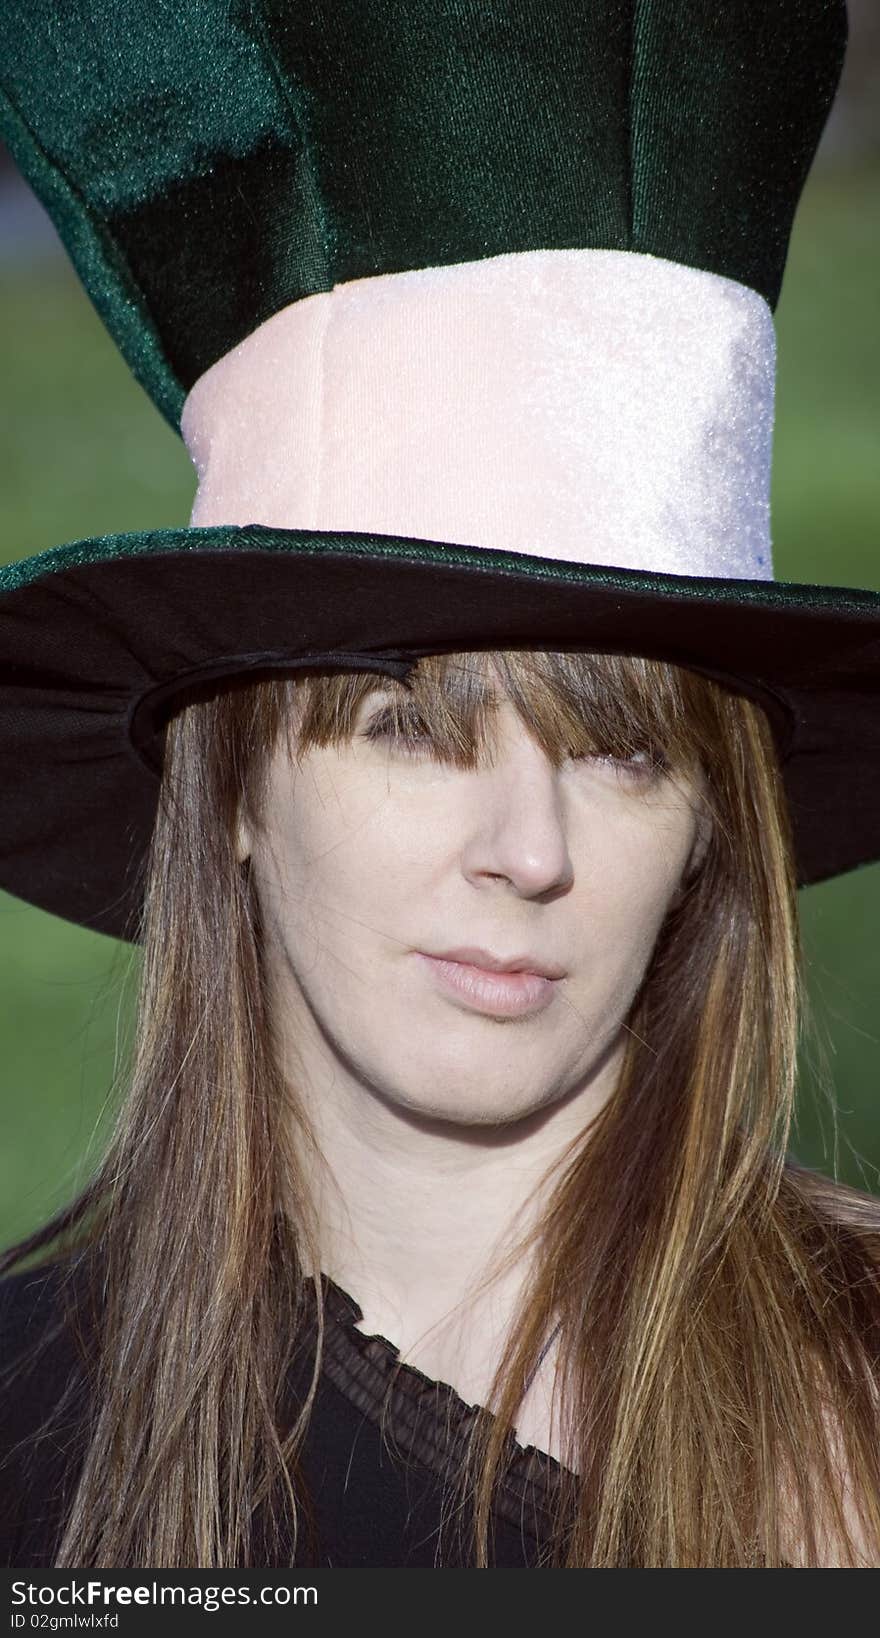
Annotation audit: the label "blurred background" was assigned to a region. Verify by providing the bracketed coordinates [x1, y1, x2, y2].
[1, 4, 879, 1257]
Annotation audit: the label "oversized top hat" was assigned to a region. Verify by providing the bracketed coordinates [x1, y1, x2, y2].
[0, 0, 878, 943]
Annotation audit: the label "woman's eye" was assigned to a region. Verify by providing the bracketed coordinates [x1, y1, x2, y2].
[575, 749, 666, 783]
[361, 708, 433, 753]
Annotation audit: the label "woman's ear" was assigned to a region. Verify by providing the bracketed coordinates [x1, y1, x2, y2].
[669, 797, 711, 912]
[235, 810, 253, 865]
[687, 803, 711, 880]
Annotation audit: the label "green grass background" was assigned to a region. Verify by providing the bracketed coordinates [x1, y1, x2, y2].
[1, 168, 879, 1256]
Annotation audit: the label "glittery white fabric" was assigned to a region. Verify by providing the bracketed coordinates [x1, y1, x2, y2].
[181, 247, 776, 581]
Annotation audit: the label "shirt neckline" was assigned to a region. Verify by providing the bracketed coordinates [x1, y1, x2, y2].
[314, 1270, 574, 1544]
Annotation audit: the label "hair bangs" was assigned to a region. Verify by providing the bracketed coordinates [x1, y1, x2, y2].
[255, 649, 710, 779]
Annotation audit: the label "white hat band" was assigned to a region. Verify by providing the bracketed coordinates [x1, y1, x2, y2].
[181, 246, 776, 584]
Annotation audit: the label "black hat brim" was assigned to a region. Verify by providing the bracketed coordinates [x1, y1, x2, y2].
[1, 523, 879, 941]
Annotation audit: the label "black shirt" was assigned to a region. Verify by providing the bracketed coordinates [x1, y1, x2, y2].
[0, 1258, 567, 1568]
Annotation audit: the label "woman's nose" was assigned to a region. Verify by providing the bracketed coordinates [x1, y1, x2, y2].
[459, 736, 575, 898]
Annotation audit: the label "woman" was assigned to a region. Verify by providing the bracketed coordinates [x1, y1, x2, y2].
[2, 647, 880, 1568]
[1, 0, 879, 1570]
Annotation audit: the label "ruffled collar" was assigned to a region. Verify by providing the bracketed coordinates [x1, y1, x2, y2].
[314, 1271, 573, 1544]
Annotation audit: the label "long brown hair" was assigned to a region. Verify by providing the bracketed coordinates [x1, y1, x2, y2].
[3, 649, 880, 1567]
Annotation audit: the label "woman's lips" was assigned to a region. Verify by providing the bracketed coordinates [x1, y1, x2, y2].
[415, 952, 558, 1017]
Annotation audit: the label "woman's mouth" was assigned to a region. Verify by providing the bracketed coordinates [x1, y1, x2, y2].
[414, 952, 559, 1017]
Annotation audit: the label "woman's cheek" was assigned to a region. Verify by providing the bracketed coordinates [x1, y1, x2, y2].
[584, 846, 687, 963]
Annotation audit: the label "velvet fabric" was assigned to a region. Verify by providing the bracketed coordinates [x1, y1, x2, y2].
[181, 247, 778, 582]
[0, 1, 847, 432]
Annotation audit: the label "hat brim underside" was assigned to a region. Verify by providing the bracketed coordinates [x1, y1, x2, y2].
[1, 524, 879, 940]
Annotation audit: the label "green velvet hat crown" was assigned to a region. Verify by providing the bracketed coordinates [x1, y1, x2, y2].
[0, 0, 878, 941]
[0, 0, 847, 427]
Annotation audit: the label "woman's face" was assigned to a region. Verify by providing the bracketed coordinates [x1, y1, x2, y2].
[239, 676, 706, 1129]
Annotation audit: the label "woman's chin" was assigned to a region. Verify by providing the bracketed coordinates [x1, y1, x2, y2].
[370, 1076, 565, 1134]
